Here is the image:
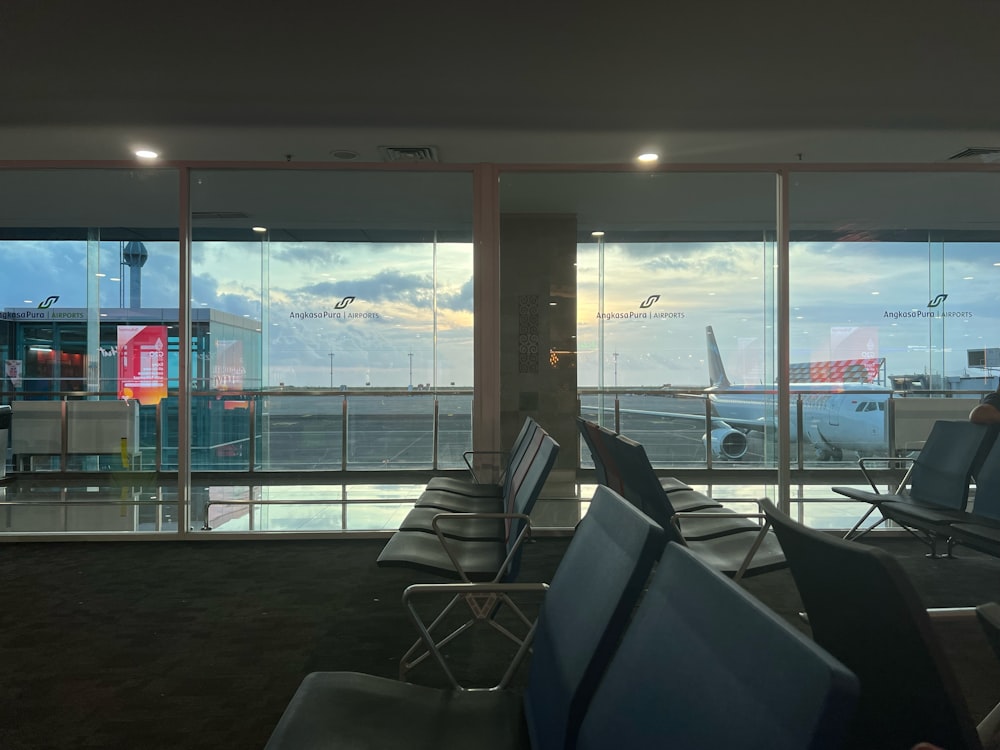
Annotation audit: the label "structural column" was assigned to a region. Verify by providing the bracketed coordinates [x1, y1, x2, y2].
[499, 214, 578, 513]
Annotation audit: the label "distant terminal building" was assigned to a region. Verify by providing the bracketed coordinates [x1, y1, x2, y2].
[1, 307, 263, 470]
[1, 307, 261, 397]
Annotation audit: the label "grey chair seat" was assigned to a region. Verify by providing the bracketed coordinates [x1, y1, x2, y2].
[663, 488, 723, 512]
[422, 476, 504, 498]
[265, 671, 526, 750]
[398, 506, 506, 541]
[377, 531, 509, 581]
[414, 490, 504, 513]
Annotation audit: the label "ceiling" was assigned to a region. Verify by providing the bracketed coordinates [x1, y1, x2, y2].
[4, 1, 1000, 165]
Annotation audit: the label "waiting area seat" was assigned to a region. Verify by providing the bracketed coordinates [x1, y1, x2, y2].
[264, 489, 858, 750]
[377, 427, 559, 581]
[761, 497, 999, 750]
[399, 423, 551, 541]
[376, 427, 559, 680]
[578, 418, 721, 512]
[578, 419, 785, 579]
[834, 420, 996, 556]
[423, 416, 540, 500]
[930, 434, 1000, 558]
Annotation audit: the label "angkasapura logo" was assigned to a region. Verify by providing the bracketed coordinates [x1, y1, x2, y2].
[334, 296, 356, 310]
[37, 295, 59, 309]
[639, 294, 660, 309]
[927, 293, 949, 308]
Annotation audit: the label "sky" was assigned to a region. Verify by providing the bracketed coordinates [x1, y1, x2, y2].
[3, 236, 999, 389]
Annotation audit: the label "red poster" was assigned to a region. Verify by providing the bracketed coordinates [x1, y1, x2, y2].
[118, 325, 168, 404]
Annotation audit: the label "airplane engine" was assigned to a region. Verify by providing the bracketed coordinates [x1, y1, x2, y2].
[705, 427, 749, 460]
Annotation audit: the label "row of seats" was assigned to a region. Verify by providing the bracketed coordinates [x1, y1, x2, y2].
[264, 486, 860, 750]
[375, 417, 559, 581]
[264, 423, 1000, 749]
[835, 420, 1000, 558]
[577, 417, 786, 579]
[373, 418, 559, 682]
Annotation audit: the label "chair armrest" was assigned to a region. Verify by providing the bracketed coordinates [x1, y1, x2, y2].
[461, 450, 507, 484]
[402, 581, 549, 690]
[857, 456, 914, 494]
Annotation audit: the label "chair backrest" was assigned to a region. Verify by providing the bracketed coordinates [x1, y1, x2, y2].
[502, 430, 559, 581]
[908, 420, 993, 510]
[575, 542, 858, 750]
[523, 486, 666, 750]
[760, 498, 982, 750]
[499, 416, 540, 495]
[967, 432, 1000, 523]
[602, 433, 681, 541]
[502, 425, 545, 514]
[576, 418, 622, 493]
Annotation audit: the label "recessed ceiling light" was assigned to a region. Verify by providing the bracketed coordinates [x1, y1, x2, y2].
[134, 149, 159, 159]
[637, 153, 659, 163]
[252, 226, 267, 233]
[591, 231, 605, 237]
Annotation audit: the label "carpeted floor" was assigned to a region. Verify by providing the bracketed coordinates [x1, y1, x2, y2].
[1, 533, 999, 749]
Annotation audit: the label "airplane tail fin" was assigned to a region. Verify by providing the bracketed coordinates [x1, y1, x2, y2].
[706, 326, 731, 388]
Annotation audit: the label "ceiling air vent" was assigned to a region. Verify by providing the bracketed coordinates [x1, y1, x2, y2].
[378, 145, 440, 162]
[947, 147, 1000, 162]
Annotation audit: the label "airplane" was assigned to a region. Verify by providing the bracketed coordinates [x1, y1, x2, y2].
[586, 326, 892, 461]
[700, 325, 892, 461]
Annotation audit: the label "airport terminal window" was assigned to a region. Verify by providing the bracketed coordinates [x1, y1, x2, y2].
[189, 169, 474, 477]
[5, 163, 1000, 536]
[789, 173, 1000, 465]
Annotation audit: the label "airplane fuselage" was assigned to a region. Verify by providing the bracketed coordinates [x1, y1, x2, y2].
[707, 383, 890, 458]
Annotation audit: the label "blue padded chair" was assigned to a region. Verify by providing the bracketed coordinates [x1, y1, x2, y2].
[376, 429, 558, 582]
[399, 426, 548, 541]
[761, 497, 985, 750]
[421, 416, 540, 502]
[930, 434, 1000, 557]
[835, 420, 994, 554]
[575, 542, 858, 750]
[606, 432, 786, 579]
[263, 485, 667, 750]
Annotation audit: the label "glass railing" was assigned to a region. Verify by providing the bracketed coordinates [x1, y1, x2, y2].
[0, 386, 986, 476]
[0, 388, 474, 474]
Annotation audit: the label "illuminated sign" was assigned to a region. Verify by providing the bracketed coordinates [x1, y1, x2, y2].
[118, 325, 167, 404]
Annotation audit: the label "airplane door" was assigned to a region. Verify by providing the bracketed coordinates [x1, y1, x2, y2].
[828, 398, 840, 427]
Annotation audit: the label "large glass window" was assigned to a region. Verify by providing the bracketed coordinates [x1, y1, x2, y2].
[188, 169, 474, 520]
[790, 172, 1000, 468]
[0, 168, 180, 531]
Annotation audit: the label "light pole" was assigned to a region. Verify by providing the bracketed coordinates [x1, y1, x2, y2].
[408, 352, 413, 389]
[593, 231, 606, 425]
[329, 352, 334, 389]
